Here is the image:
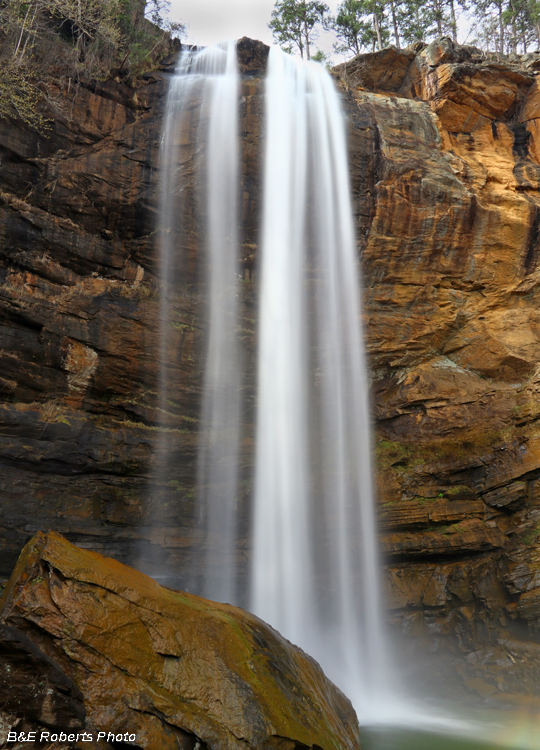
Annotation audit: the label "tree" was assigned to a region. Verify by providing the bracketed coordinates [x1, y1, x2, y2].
[331, 0, 374, 55]
[330, 0, 390, 55]
[269, 0, 329, 59]
[311, 48, 331, 62]
[144, 0, 185, 37]
[469, 0, 508, 52]
[501, 0, 539, 52]
[528, 0, 540, 47]
[396, 0, 459, 44]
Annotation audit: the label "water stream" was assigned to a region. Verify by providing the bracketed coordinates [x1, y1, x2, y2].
[158, 41, 241, 601]
[252, 46, 387, 715]
[155, 40, 538, 745]
[158, 35, 388, 719]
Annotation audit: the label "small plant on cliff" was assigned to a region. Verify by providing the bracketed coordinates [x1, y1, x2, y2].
[0, 61, 51, 131]
[0, 0, 185, 131]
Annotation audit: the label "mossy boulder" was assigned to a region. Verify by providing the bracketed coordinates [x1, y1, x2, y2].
[0, 531, 361, 750]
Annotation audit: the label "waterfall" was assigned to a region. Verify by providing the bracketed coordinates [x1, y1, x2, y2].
[158, 41, 241, 601]
[158, 41, 388, 719]
[251, 47, 387, 716]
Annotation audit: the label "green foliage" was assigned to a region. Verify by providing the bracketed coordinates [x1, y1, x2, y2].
[2, 0, 124, 61]
[144, 0, 184, 36]
[1, 1, 183, 95]
[521, 522, 540, 546]
[311, 47, 331, 62]
[395, 0, 435, 43]
[269, 0, 329, 59]
[117, 0, 185, 70]
[328, 0, 539, 56]
[470, 0, 540, 53]
[0, 0, 184, 132]
[328, 0, 464, 52]
[330, 0, 390, 54]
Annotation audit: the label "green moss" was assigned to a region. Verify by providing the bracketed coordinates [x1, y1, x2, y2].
[180, 415, 197, 424]
[110, 418, 189, 435]
[522, 522, 540, 546]
[375, 439, 412, 469]
[165, 481, 196, 500]
[444, 485, 475, 500]
[375, 426, 522, 480]
[169, 321, 195, 333]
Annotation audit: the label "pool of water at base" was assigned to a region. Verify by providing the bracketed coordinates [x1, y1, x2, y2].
[359, 726, 539, 750]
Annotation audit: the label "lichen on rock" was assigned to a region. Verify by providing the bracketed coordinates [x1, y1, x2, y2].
[0, 531, 361, 750]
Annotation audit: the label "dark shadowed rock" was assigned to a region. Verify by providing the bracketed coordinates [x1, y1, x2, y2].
[0, 624, 85, 728]
[237, 37, 270, 74]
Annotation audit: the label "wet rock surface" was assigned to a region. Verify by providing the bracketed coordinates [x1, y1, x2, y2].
[0, 623, 111, 748]
[0, 624, 85, 727]
[334, 37, 540, 703]
[0, 531, 361, 750]
[3, 35, 540, 703]
[0, 43, 264, 588]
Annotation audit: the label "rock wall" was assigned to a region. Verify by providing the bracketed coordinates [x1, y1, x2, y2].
[0, 56, 172, 574]
[3, 35, 540, 701]
[0, 39, 268, 587]
[335, 38, 540, 702]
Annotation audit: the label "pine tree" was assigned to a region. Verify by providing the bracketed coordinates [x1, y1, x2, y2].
[396, 0, 432, 43]
[396, 0, 464, 44]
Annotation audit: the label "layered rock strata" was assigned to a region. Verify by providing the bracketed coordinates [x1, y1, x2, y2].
[3, 34, 540, 701]
[334, 37, 540, 702]
[0, 531, 361, 750]
[0, 39, 267, 587]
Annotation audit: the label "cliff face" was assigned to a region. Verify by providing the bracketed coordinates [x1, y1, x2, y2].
[335, 38, 540, 701]
[0, 38, 269, 588]
[2, 36, 540, 701]
[0, 59, 173, 573]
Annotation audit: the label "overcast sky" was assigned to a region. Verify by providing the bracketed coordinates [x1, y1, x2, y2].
[168, 0, 342, 58]
[167, 1, 472, 61]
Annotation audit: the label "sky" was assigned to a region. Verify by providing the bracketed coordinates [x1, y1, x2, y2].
[167, 0, 472, 63]
[168, 0, 343, 60]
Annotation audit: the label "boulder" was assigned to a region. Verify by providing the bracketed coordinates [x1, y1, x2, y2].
[0, 623, 88, 746]
[0, 531, 361, 750]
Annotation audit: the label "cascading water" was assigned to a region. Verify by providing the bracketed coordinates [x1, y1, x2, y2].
[158, 40, 389, 721]
[251, 47, 388, 717]
[154, 40, 531, 746]
[157, 41, 241, 601]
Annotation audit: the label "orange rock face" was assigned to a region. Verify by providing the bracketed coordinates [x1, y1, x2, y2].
[3, 35, 540, 703]
[0, 41, 266, 590]
[334, 38, 540, 701]
[0, 531, 361, 750]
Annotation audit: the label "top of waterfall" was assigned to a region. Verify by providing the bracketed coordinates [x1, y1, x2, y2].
[175, 40, 238, 77]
